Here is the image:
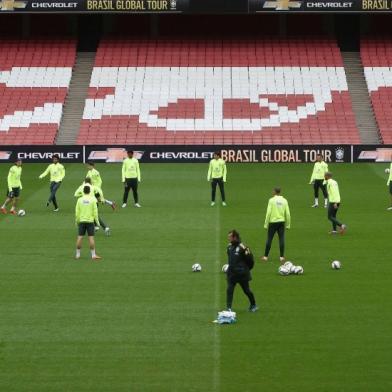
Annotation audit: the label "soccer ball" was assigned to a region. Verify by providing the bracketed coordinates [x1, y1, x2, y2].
[290, 265, 297, 274]
[331, 260, 341, 269]
[293, 266, 304, 275]
[222, 264, 229, 273]
[385, 168, 390, 174]
[17, 209, 26, 217]
[192, 263, 202, 272]
[283, 261, 294, 273]
[278, 265, 290, 276]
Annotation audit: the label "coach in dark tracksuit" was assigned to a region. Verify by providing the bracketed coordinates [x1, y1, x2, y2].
[226, 230, 258, 312]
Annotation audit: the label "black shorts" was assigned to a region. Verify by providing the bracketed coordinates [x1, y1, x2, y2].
[125, 178, 138, 187]
[389, 183, 392, 195]
[78, 222, 95, 236]
[6, 187, 20, 198]
[227, 268, 251, 283]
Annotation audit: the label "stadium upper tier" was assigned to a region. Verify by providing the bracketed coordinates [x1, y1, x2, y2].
[362, 38, 392, 144]
[0, 39, 76, 145]
[77, 39, 360, 145]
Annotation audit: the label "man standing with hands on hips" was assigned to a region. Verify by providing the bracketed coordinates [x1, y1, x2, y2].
[207, 151, 227, 207]
[122, 150, 141, 208]
[309, 153, 329, 208]
[262, 187, 291, 264]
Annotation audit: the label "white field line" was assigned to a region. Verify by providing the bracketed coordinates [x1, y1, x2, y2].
[213, 205, 221, 391]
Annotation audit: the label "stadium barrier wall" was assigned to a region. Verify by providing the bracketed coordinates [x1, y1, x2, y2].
[0, 0, 390, 13]
[0, 145, 391, 163]
[85, 145, 353, 163]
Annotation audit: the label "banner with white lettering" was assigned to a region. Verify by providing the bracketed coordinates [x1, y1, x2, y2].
[1, 145, 390, 164]
[84, 145, 352, 163]
[0, 0, 391, 13]
[0, 146, 83, 163]
[249, 0, 392, 12]
[0, 0, 189, 13]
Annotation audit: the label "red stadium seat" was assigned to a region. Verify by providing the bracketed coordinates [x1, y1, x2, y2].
[76, 38, 360, 145]
[0, 39, 76, 145]
[360, 38, 392, 143]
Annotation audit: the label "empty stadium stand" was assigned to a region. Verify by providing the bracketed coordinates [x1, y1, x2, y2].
[362, 38, 392, 144]
[0, 39, 76, 145]
[77, 39, 361, 145]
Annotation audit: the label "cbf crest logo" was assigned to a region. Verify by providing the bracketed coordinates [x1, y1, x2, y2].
[335, 147, 345, 162]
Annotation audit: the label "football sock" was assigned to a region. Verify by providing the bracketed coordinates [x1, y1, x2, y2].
[99, 217, 107, 229]
[91, 249, 96, 258]
[76, 249, 81, 258]
[105, 200, 113, 206]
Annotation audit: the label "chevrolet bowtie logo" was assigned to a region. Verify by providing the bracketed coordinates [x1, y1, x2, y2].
[88, 148, 144, 163]
[0, 0, 27, 11]
[358, 148, 392, 162]
[0, 151, 11, 160]
[263, 0, 302, 10]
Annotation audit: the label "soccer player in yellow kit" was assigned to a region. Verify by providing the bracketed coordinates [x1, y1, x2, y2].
[122, 151, 141, 208]
[207, 152, 227, 206]
[86, 162, 116, 210]
[325, 172, 347, 234]
[262, 187, 291, 264]
[38, 154, 65, 212]
[1, 159, 22, 215]
[75, 178, 111, 236]
[75, 185, 101, 260]
[309, 154, 329, 208]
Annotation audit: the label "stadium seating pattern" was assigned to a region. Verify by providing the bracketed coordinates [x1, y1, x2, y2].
[78, 39, 360, 145]
[0, 40, 76, 145]
[362, 39, 392, 143]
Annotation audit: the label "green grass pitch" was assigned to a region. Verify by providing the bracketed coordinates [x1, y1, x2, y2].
[0, 162, 391, 392]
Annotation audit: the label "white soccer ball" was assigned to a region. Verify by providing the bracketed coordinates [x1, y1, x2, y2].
[293, 266, 304, 275]
[385, 168, 390, 174]
[278, 266, 290, 276]
[283, 261, 294, 273]
[17, 209, 26, 217]
[332, 260, 341, 269]
[192, 263, 202, 272]
[222, 264, 229, 273]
